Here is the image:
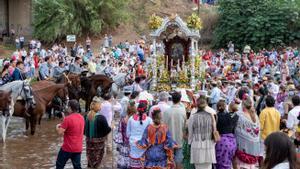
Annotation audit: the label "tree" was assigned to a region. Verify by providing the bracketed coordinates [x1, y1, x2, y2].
[213, 0, 300, 50]
[33, 0, 130, 42]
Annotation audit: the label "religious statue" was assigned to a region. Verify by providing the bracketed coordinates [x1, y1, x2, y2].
[159, 64, 164, 78]
[171, 43, 184, 61]
[170, 66, 177, 82]
[182, 60, 187, 75]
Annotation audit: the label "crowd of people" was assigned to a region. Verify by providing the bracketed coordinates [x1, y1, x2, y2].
[1, 35, 300, 169]
[0, 34, 150, 84]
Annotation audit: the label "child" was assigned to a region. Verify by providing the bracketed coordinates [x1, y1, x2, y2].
[136, 108, 177, 169]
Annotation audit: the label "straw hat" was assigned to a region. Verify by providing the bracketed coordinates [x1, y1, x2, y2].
[92, 96, 102, 103]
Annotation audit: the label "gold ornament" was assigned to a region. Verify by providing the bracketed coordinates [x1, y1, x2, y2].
[187, 13, 203, 30]
[156, 83, 171, 92]
[178, 71, 189, 83]
[159, 70, 170, 83]
[149, 14, 163, 30]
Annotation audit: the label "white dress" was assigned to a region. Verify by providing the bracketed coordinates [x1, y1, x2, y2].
[188, 111, 216, 166]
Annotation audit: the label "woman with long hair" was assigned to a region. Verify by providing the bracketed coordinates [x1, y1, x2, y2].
[188, 97, 216, 169]
[84, 97, 111, 168]
[215, 100, 239, 169]
[126, 101, 152, 168]
[234, 97, 261, 169]
[136, 108, 177, 169]
[114, 100, 137, 169]
[263, 132, 299, 169]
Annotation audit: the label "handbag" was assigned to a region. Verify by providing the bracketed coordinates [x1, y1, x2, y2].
[211, 113, 221, 142]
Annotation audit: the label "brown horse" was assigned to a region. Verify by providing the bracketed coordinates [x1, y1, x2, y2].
[45, 73, 79, 119]
[80, 74, 113, 111]
[65, 73, 81, 101]
[13, 81, 68, 135]
[0, 90, 12, 116]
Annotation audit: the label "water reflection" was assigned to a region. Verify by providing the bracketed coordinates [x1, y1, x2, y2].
[0, 117, 115, 169]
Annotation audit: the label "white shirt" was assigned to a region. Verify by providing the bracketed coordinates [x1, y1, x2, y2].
[20, 36, 24, 42]
[132, 83, 143, 92]
[268, 82, 279, 98]
[227, 86, 237, 104]
[286, 105, 300, 130]
[21, 50, 27, 57]
[272, 162, 289, 169]
[120, 96, 130, 117]
[149, 101, 170, 118]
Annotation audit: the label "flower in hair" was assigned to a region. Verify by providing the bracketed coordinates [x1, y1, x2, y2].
[242, 93, 249, 100]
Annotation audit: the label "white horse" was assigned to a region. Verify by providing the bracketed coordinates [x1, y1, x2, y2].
[0, 80, 35, 143]
[111, 73, 129, 97]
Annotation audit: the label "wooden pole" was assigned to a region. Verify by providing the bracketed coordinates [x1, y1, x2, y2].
[198, 0, 201, 16]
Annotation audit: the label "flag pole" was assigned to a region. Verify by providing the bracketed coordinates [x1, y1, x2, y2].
[198, 0, 201, 16]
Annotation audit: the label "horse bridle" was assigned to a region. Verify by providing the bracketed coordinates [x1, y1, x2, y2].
[20, 81, 35, 117]
[63, 73, 72, 85]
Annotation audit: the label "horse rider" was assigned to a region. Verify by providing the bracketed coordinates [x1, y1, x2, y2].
[69, 56, 82, 75]
[96, 60, 107, 74]
[39, 56, 52, 80]
[11, 61, 25, 81]
[52, 61, 66, 80]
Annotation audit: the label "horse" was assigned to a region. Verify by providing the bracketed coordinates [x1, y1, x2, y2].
[0, 90, 12, 117]
[13, 81, 68, 135]
[44, 73, 75, 119]
[111, 73, 131, 97]
[81, 74, 113, 111]
[66, 73, 81, 101]
[0, 80, 36, 142]
[0, 90, 12, 142]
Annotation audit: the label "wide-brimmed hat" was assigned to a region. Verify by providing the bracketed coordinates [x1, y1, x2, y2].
[92, 96, 102, 103]
[211, 81, 217, 85]
[158, 91, 170, 101]
[198, 90, 210, 98]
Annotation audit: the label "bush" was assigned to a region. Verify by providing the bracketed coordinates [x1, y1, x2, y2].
[33, 0, 130, 42]
[213, 0, 300, 50]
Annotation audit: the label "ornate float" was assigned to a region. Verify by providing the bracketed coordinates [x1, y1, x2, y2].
[149, 14, 203, 91]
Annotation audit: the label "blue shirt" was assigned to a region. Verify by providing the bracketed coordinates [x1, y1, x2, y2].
[210, 87, 221, 104]
[11, 68, 24, 81]
[39, 62, 49, 80]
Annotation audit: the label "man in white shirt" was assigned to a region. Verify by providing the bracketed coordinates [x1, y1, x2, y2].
[20, 36, 25, 49]
[163, 91, 186, 169]
[209, 81, 224, 110]
[286, 95, 300, 131]
[149, 91, 170, 118]
[120, 86, 132, 117]
[267, 77, 279, 98]
[226, 81, 237, 104]
[132, 77, 143, 92]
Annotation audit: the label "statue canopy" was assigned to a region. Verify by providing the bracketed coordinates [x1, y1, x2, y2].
[150, 15, 201, 40]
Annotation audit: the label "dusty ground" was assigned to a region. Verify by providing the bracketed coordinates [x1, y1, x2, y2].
[0, 44, 15, 59]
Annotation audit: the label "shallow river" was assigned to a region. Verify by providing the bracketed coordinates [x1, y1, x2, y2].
[0, 117, 116, 169]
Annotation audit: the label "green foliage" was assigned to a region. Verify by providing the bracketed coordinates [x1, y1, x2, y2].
[33, 0, 130, 42]
[213, 0, 300, 50]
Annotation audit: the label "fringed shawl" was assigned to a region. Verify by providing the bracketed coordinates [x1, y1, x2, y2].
[191, 110, 213, 142]
[235, 111, 261, 156]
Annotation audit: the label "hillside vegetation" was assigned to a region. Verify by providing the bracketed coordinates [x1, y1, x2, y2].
[117, 0, 217, 44]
